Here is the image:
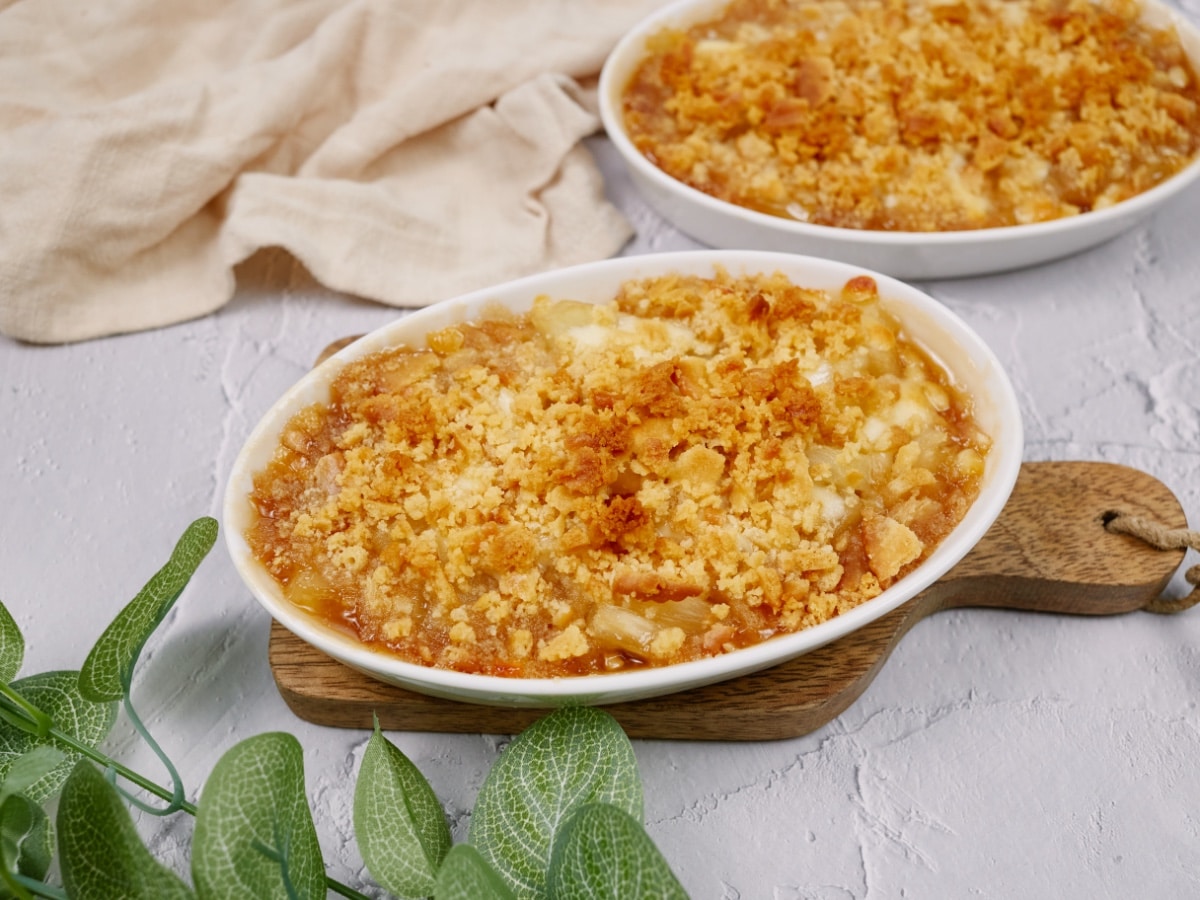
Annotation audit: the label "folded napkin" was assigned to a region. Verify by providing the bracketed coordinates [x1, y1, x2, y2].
[0, 0, 667, 344]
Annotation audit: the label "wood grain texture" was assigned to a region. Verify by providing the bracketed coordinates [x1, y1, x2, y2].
[267, 460, 1188, 740]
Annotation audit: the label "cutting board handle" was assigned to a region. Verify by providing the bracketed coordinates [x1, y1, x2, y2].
[921, 459, 1185, 616]
[268, 460, 1191, 740]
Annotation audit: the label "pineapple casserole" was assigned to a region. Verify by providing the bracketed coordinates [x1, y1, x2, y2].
[620, 0, 1200, 231]
[246, 271, 990, 678]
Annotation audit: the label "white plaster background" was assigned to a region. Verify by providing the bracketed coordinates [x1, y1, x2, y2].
[2, 130, 1199, 897]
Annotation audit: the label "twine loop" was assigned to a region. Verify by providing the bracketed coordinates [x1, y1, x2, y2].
[1103, 511, 1200, 614]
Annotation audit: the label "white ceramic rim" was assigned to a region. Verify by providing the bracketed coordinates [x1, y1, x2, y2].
[223, 251, 1024, 706]
[597, 0, 1200, 255]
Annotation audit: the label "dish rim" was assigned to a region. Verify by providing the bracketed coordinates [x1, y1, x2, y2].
[223, 250, 1025, 707]
[596, 0, 1200, 252]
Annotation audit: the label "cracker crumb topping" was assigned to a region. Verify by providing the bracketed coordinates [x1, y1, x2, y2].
[621, 0, 1200, 231]
[246, 271, 990, 677]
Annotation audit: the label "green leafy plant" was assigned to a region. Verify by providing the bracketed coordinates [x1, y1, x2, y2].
[0, 518, 688, 899]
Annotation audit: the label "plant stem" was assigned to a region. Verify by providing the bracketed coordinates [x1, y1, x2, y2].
[325, 878, 373, 900]
[114, 691, 187, 815]
[0, 684, 51, 737]
[46, 725, 198, 815]
[8, 874, 68, 900]
[252, 839, 372, 900]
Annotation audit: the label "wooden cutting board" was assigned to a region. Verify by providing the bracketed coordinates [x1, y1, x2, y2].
[267, 459, 1189, 740]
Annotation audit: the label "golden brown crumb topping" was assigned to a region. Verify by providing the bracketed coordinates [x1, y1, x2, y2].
[621, 0, 1200, 231]
[246, 271, 990, 678]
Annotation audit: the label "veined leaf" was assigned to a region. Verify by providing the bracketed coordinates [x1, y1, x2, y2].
[0, 604, 22, 685]
[469, 707, 643, 899]
[0, 672, 116, 803]
[0, 750, 59, 899]
[57, 762, 194, 900]
[433, 844, 516, 900]
[78, 517, 218, 703]
[192, 732, 324, 900]
[546, 803, 688, 900]
[0, 748, 65, 801]
[354, 723, 450, 899]
[0, 792, 54, 897]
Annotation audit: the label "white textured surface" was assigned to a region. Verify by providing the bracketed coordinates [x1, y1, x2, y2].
[3, 132, 1199, 897]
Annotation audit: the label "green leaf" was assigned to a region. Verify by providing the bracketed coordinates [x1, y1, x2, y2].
[546, 802, 688, 900]
[0, 792, 54, 894]
[0, 747, 63, 893]
[192, 732, 324, 900]
[433, 844, 517, 900]
[354, 723, 451, 899]
[0, 604, 23, 685]
[78, 517, 218, 703]
[57, 761, 194, 900]
[469, 707, 643, 899]
[0, 748, 65, 801]
[0, 672, 116, 803]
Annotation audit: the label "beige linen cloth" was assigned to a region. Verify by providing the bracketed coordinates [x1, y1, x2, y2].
[0, 0, 667, 344]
